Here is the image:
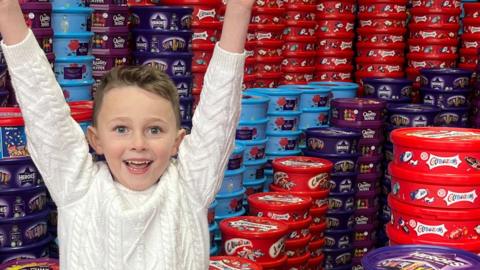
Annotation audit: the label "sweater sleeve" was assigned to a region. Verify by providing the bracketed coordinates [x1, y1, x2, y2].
[177, 43, 245, 208]
[1, 30, 95, 207]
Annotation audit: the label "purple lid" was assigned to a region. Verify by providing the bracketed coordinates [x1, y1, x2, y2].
[387, 103, 441, 113]
[421, 68, 473, 77]
[92, 26, 129, 34]
[305, 127, 361, 139]
[20, 2, 52, 10]
[92, 48, 129, 56]
[331, 119, 384, 129]
[90, 3, 129, 11]
[31, 28, 53, 37]
[332, 98, 387, 110]
[362, 77, 412, 85]
[362, 245, 480, 270]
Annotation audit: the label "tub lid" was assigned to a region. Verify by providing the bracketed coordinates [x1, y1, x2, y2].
[305, 127, 361, 139]
[267, 110, 302, 117]
[90, 3, 129, 11]
[362, 77, 412, 85]
[224, 166, 246, 177]
[238, 118, 269, 125]
[246, 87, 302, 96]
[269, 183, 330, 199]
[54, 32, 94, 39]
[420, 68, 473, 77]
[390, 127, 480, 151]
[209, 256, 262, 270]
[257, 255, 288, 268]
[130, 5, 193, 12]
[52, 7, 93, 13]
[161, 0, 220, 5]
[330, 118, 384, 129]
[232, 143, 245, 155]
[236, 137, 269, 146]
[272, 155, 333, 173]
[389, 162, 480, 185]
[332, 98, 387, 110]
[386, 103, 441, 113]
[219, 215, 289, 238]
[286, 251, 310, 265]
[20, 2, 52, 9]
[357, 26, 406, 35]
[248, 192, 312, 212]
[308, 81, 358, 90]
[0, 107, 24, 126]
[278, 84, 330, 93]
[0, 258, 59, 270]
[241, 94, 269, 105]
[362, 245, 480, 270]
[55, 55, 95, 62]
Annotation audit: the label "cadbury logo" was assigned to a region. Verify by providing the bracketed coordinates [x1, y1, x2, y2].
[410, 251, 468, 267]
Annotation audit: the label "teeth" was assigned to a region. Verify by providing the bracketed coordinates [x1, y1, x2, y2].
[126, 160, 150, 165]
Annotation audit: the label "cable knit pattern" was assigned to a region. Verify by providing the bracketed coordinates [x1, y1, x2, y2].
[1, 30, 245, 270]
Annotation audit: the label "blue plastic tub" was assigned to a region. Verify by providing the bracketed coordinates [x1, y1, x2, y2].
[54, 56, 94, 82]
[279, 84, 331, 109]
[266, 110, 301, 132]
[51, 0, 86, 8]
[52, 7, 93, 33]
[228, 144, 245, 171]
[308, 81, 358, 99]
[245, 88, 301, 112]
[266, 130, 302, 153]
[236, 118, 268, 141]
[241, 94, 269, 121]
[218, 167, 245, 195]
[59, 79, 93, 101]
[264, 169, 273, 191]
[299, 107, 330, 130]
[243, 158, 267, 182]
[53, 32, 93, 57]
[214, 187, 245, 216]
[237, 138, 268, 163]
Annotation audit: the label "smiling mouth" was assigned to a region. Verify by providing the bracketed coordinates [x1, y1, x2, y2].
[124, 160, 153, 174]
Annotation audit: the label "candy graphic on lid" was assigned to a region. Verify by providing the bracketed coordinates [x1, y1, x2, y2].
[272, 156, 332, 191]
[248, 192, 312, 221]
[209, 256, 262, 270]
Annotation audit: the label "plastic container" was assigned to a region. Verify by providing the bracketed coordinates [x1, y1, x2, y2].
[412, 0, 460, 8]
[305, 127, 361, 155]
[331, 98, 386, 122]
[298, 107, 330, 130]
[251, 7, 286, 24]
[420, 68, 473, 91]
[246, 88, 301, 112]
[316, 13, 355, 34]
[219, 167, 245, 195]
[411, 7, 461, 24]
[362, 77, 412, 100]
[215, 187, 246, 216]
[53, 32, 92, 57]
[330, 172, 356, 193]
[323, 247, 353, 269]
[238, 138, 268, 162]
[308, 81, 358, 99]
[266, 130, 302, 153]
[209, 256, 263, 270]
[0, 210, 49, 248]
[133, 52, 192, 77]
[32, 29, 53, 55]
[54, 56, 93, 82]
[317, 32, 354, 52]
[356, 42, 405, 58]
[21, 3, 52, 29]
[316, 0, 356, 14]
[91, 4, 128, 28]
[133, 29, 192, 53]
[59, 79, 93, 101]
[328, 191, 356, 211]
[463, 17, 480, 34]
[356, 56, 404, 74]
[325, 209, 355, 230]
[192, 21, 221, 45]
[280, 67, 316, 85]
[358, 138, 383, 157]
[407, 53, 457, 70]
[324, 229, 353, 249]
[92, 49, 129, 74]
[0, 235, 52, 264]
[409, 23, 459, 39]
[248, 192, 312, 222]
[0, 157, 43, 189]
[249, 24, 285, 42]
[243, 159, 266, 182]
[268, 184, 329, 210]
[171, 76, 192, 97]
[409, 38, 458, 55]
[91, 27, 129, 51]
[0, 258, 59, 270]
[317, 50, 354, 67]
[422, 88, 470, 108]
[314, 64, 354, 82]
[278, 85, 331, 109]
[358, 0, 407, 13]
[52, 7, 93, 33]
[357, 12, 407, 29]
[266, 111, 301, 132]
[303, 151, 359, 174]
[386, 103, 441, 127]
[285, 235, 311, 258]
[434, 107, 470, 127]
[356, 27, 406, 43]
[0, 185, 47, 219]
[130, 6, 193, 30]
[236, 118, 269, 141]
[283, 35, 316, 53]
[282, 51, 316, 68]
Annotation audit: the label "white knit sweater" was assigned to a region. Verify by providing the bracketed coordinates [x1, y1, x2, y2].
[1, 30, 245, 270]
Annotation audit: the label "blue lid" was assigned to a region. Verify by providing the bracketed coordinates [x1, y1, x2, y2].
[362, 77, 412, 85]
[387, 103, 441, 113]
[305, 127, 361, 138]
[54, 32, 94, 38]
[246, 87, 302, 96]
[279, 84, 331, 93]
[52, 7, 93, 13]
[215, 187, 246, 199]
[235, 138, 269, 146]
[215, 207, 247, 221]
[421, 68, 473, 76]
[302, 106, 330, 112]
[362, 245, 480, 270]
[55, 55, 95, 62]
[266, 130, 302, 136]
[267, 110, 302, 116]
[264, 169, 273, 175]
[238, 118, 269, 125]
[244, 158, 268, 166]
[59, 79, 95, 87]
[266, 149, 302, 156]
[224, 166, 246, 177]
[309, 81, 358, 90]
[209, 200, 218, 209]
[209, 243, 218, 255]
[241, 94, 270, 104]
[208, 221, 218, 232]
[232, 144, 245, 155]
[243, 177, 267, 186]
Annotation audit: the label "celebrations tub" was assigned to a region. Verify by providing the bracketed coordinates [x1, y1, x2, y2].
[209, 256, 262, 270]
[248, 192, 312, 222]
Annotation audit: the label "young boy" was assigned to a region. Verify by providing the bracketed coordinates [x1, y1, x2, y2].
[0, 0, 253, 268]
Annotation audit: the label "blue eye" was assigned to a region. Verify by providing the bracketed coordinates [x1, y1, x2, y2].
[149, 126, 162, 135]
[114, 126, 128, 133]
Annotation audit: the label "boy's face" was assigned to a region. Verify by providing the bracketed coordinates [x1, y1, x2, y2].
[87, 86, 185, 191]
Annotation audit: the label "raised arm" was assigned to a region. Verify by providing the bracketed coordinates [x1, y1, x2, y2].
[177, 0, 253, 207]
[0, 0, 95, 207]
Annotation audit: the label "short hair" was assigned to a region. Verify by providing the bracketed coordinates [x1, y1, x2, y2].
[93, 65, 181, 128]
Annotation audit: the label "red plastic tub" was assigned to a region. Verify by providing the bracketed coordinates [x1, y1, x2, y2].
[358, 0, 407, 14]
[308, 238, 326, 258]
[390, 162, 480, 209]
[220, 216, 289, 263]
[408, 38, 458, 54]
[286, 216, 313, 240]
[285, 235, 312, 257]
[356, 56, 404, 73]
[409, 23, 459, 39]
[253, 72, 282, 88]
[411, 0, 460, 8]
[251, 7, 286, 24]
[191, 21, 221, 45]
[257, 255, 287, 270]
[161, 0, 220, 22]
[357, 27, 406, 43]
[192, 43, 214, 66]
[407, 53, 457, 69]
[286, 251, 310, 268]
[316, 50, 354, 66]
[464, 3, 480, 18]
[459, 48, 478, 65]
[388, 195, 480, 246]
[285, 4, 316, 21]
[358, 12, 407, 29]
[463, 17, 480, 35]
[316, 13, 356, 34]
[268, 184, 330, 210]
[254, 0, 284, 8]
[281, 67, 316, 85]
[391, 127, 480, 174]
[283, 36, 317, 52]
[406, 67, 421, 82]
[315, 65, 354, 82]
[307, 254, 325, 270]
[317, 32, 354, 51]
[209, 256, 263, 269]
[272, 156, 333, 192]
[356, 42, 405, 58]
[252, 40, 283, 57]
[255, 56, 283, 73]
[410, 7, 461, 24]
[249, 24, 285, 42]
[316, 0, 356, 15]
[282, 51, 317, 68]
[248, 192, 313, 222]
[284, 20, 317, 37]
[461, 33, 480, 49]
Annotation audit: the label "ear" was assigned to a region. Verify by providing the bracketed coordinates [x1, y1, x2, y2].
[87, 126, 104, 155]
[171, 128, 186, 156]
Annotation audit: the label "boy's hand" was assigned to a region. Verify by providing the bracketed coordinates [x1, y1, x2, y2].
[218, 0, 255, 53]
[0, 0, 29, 45]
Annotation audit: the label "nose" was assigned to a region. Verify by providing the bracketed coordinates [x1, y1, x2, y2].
[131, 132, 147, 151]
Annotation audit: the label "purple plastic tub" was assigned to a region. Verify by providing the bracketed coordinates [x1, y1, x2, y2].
[170, 75, 192, 97]
[358, 138, 383, 157]
[474, 116, 480, 128]
[386, 103, 441, 127]
[353, 239, 375, 260]
[354, 223, 377, 243]
[422, 87, 471, 108]
[330, 172, 356, 193]
[302, 150, 360, 174]
[133, 29, 192, 53]
[0, 157, 43, 189]
[354, 207, 378, 228]
[356, 172, 381, 193]
[357, 155, 382, 175]
[0, 49, 4, 65]
[328, 191, 356, 212]
[305, 127, 361, 155]
[324, 247, 354, 269]
[473, 98, 480, 117]
[0, 186, 47, 219]
[228, 144, 245, 171]
[331, 119, 384, 140]
[326, 209, 355, 230]
[179, 96, 193, 121]
[363, 77, 413, 100]
[88, 0, 126, 5]
[130, 6, 193, 31]
[92, 49, 129, 73]
[420, 68, 473, 91]
[0, 258, 58, 270]
[33, 28, 53, 54]
[91, 27, 129, 51]
[21, 3, 52, 29]
[0, 235, 51, 264]
[324, 229, 354, 249]
[133, 52, 193, 77]
[355, 190, 379, 210]
[434, 107, 470, 127]
[0, 209, 49, 248]
[331, 98, 386, 122]
[0, 65, 6, 90]
[91, 4, 129, 28]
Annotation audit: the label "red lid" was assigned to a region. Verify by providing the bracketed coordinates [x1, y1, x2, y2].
[356, 41, 406, 50]
[244, 74, 257, 81]
[463, 3, 480, 13]
[288, 216, 313, 230]
[251, 24, 286, 31]
[315, 64, 354, 72]
[68, 100, 93, 111]
[252, 7, 286, 14]
[357, 27, 407, 36]
[219, 216, 289, 238]
[310, 221, 327, 233]
[257, 255, 287, 268]
[458, 63, 476, 70]
[255, 72, 283, 79]
[310, 205, 328, 216]
[408, 38, 458, 46]
[357, 12, 408, 20]
[209, 256, 263, 270]
[463, 17, 480, 26]
[356, 56, 405, 64]
[317, 31, 355, 40]
[461, 33, 480, 41]
[71, 110, 92, 122]
[309, 238, 325, 250]
[316, 50, 354, 58]
[389, 194, 480, 220]
[285, 4, 317, 12]
[191, 20, 222, 29]
[286, 251, 311, 266]
[256, 56, 284, 63]
[162, 0, 221, 6]
[355, 71, 404, 79]
[284, 35, 317, 43]
[272, 156, 333, 174]
[255, 40, 284, 48]
[321, 13, 356, 21]
[391, 127, 480, 151]
[192, 88, 201, 95]
[269, 184, 330, 200]
[407, 52, 458, 60]
[409, 22, 460, 31]
[358, 0, 407, 4]
[248, 192, 313, 212]
[282, 66, 316, 73]
[285, 20, 317, 27]
[192, 43, 215, 51]
[460, 48, 478, 55]
[0, 107, 24, 126]
[286, 234, 312, 249]
[411, 7, 461, 15]
[308, 254, 325, 267]
[192, 65, 208, 73]
[283, 51, 317, 58]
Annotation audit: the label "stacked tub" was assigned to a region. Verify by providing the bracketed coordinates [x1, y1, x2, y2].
[51, 0, 94, 101]
[387, 127, 480, 254]
[355, 0, 408, 86]
[90, 0, 129, 98]
[420, 68, 473, 128]
[131, 6, 194, 133]
[269, 155, 332, 270]
[461, 3, 480, 72]
[280, 1, 317, 85]
[315, 0, 356, 82]
[406, 0, 462, 99]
